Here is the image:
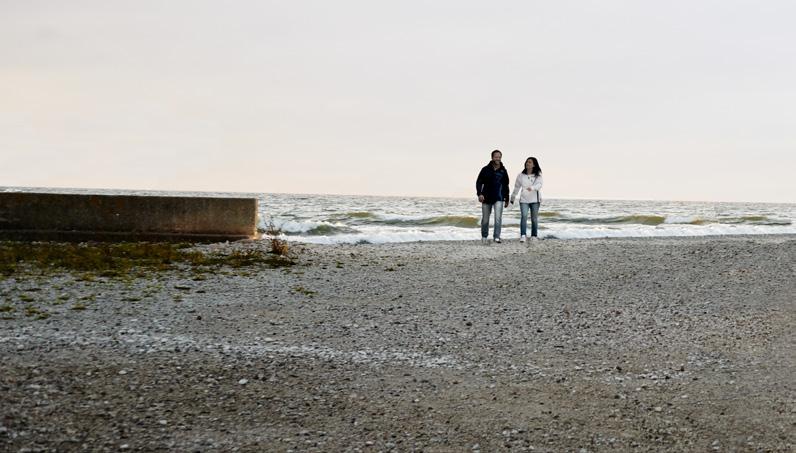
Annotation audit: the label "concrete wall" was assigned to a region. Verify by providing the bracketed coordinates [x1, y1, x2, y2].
[0, 192, 258, 242]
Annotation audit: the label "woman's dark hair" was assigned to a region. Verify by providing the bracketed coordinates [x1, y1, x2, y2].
[522, 157, 542, 176]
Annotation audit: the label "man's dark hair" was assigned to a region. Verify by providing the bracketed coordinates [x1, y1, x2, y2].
[491, 149, 502, 157]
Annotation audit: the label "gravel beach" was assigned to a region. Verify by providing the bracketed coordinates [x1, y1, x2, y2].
[2, 235, 794, 452]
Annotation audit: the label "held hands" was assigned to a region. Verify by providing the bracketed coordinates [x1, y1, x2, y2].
[478, 195, 485, 203]
[504, 200, 509, 208]
[510, 196, 515, 205]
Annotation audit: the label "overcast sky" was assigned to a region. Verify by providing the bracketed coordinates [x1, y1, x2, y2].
[1, 1, 794, 202]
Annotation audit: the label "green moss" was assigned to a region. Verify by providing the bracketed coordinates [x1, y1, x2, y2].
[0, 304, 14, 313]
[24, 305, 48, 318]
[0, 241, 295, 279]
[292, 286, 316, 297]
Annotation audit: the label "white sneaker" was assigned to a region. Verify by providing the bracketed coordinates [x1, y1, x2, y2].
[481, 237, 489, 244]
[531, 236, 540, 241]
[494, 238, 501, 243]
[520, 235, 526, 243]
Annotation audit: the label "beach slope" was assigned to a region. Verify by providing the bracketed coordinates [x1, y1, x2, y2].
[1, 236, 794, 451]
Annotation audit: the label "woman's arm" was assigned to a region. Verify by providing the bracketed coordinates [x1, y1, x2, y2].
[531, 175, 543, 191]
[510, 173, 523, 202]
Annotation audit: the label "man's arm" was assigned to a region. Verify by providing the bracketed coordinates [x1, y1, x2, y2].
[502, 170, 510, 203]
[475, 168, 486, 203]
[476, 168, 486, 198]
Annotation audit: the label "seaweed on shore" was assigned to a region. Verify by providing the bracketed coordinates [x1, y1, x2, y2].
[0, 241, 294, 278]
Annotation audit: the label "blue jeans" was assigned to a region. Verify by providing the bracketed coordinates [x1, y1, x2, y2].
[481, 201, 504, 239]
[520, 202, 540, 237]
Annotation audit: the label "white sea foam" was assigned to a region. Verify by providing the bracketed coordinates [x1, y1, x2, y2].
[281, 223, 796, 244]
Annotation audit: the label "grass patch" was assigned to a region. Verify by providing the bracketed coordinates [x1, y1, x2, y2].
[264, 222, 289, 256]
[292, 285, 316, 297]
[0, 241, 294, 278]
[24, 305, 49, 319]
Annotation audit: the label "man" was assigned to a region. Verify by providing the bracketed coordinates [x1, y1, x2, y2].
[476, 149, 510, 243]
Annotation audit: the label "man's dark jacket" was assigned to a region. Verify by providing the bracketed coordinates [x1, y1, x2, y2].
[476, 163, 510, 204]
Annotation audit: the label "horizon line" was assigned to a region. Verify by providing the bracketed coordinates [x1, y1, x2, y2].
[2, 185, 794, 205]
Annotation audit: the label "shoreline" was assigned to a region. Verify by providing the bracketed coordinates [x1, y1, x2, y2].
[281, 232, 796, 248]
[2, 235, 794, 451]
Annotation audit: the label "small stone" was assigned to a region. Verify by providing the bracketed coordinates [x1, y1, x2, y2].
[653, 407, 662, 412]
[120, 445, 130, 450]
[119, 370, 127, 375]
[238, 379, 248, 385]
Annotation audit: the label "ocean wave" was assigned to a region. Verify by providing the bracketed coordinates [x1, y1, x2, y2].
[343, 213, 481, 228]
[303, 224, 360, 236]
[539, 211, 561, 218]
[548, 214, 791, 227]
[413, 215, 480, 228]
[548, 215, 667, 226]
[269, 220, 360, 236]
[328, 211, 379, 220]
[725, 215, 791, 226]
[665, 215, 790, 226]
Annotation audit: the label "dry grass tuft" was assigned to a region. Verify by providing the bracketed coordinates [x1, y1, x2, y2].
[265, 221, 290, 256]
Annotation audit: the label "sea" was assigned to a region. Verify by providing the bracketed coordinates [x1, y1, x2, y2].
[4, 187, 794, 244]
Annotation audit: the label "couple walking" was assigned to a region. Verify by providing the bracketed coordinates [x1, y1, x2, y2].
[476, 149, 543, 243]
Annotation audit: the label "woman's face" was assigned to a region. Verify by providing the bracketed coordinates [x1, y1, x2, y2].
[525, 159, 534, 171]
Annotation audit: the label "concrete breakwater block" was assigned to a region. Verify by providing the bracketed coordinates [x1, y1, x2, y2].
[0, 192, 258, 242]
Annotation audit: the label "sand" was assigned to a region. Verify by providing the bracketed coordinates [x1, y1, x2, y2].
[1, 235, 794, 451]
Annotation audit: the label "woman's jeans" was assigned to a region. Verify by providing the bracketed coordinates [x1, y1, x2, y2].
[481, 201, 503, 239]
[520, 202, 540, 237]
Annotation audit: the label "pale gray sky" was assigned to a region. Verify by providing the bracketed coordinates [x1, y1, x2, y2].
[1, 0, 794, 202]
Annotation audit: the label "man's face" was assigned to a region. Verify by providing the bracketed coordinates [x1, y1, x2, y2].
[491, 152, 502, 165]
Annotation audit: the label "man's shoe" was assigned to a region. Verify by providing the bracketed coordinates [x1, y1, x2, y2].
[481, 237, 488, 244]
[494, 238, 501, 243]
[520, 235, 527, 243]
[531, 236, 539, 241]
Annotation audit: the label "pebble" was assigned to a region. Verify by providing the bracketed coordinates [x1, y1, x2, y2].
[238, 379, 248, 385]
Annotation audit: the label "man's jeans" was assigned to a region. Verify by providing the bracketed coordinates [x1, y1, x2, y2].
[520, 202, 540, 237]
[481, 201, 504, 239]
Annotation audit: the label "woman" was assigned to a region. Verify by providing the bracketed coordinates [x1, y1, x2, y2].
[510, 157, 543, 242]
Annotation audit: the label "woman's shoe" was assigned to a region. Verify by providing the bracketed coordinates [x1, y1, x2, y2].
[520, 235, 527, 243]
